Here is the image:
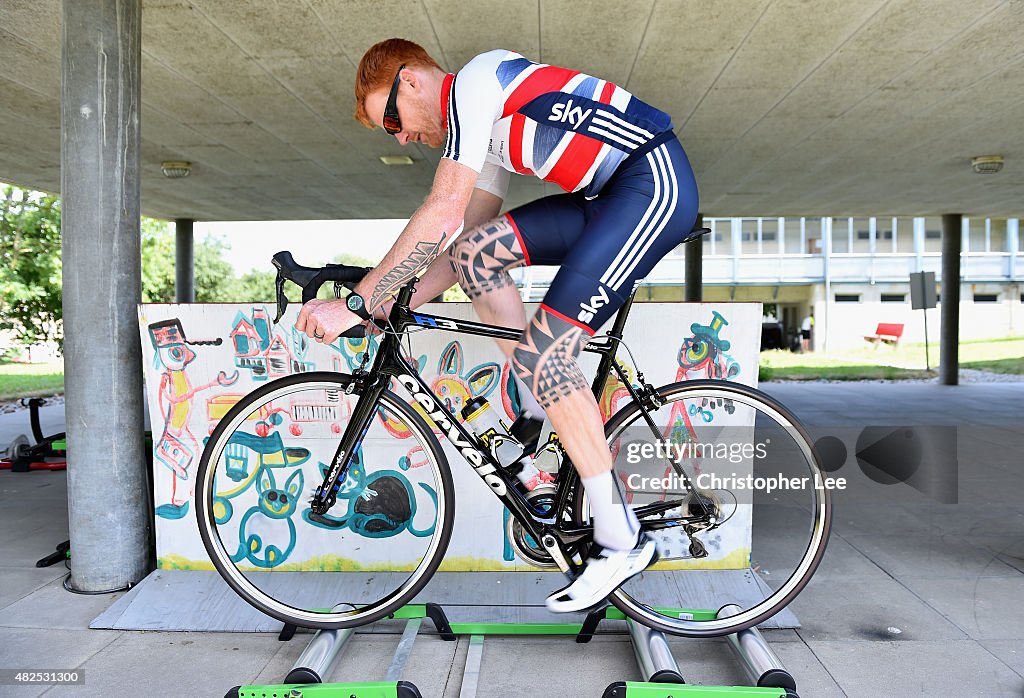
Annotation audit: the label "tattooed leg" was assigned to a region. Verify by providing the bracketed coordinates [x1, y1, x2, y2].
[511, 307, 612, 478]
[514, 307, 638, 548]
[449, 217, 526, 300]
[449, 217, 529, 358]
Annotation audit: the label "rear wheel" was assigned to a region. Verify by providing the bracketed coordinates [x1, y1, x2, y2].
[574, 379, 831, 637]
[196, 372, 454, 629]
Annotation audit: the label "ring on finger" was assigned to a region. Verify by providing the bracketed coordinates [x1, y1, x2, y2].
[313, 330, 324, 340]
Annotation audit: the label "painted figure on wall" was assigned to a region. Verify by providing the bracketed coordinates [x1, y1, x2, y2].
[149, 319, 238, 519]
[302, 452, 438, 539]
[231, 306, 313, 380]
[231, 466, 304, 568]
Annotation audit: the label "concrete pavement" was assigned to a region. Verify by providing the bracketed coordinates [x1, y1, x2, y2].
[2, 382, 1023, 697]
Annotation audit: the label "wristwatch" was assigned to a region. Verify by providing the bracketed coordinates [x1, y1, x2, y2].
[346, 292, 372, 321]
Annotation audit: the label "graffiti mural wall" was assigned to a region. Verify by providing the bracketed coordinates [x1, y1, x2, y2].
[139, 302, 760, 572]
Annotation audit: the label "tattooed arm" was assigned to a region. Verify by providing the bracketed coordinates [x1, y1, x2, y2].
[386, 186, 504, 313]
[296, 158, 483, 343]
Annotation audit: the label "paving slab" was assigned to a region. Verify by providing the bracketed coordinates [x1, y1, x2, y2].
[464, 634, 641, 698]
[0, 628, 120, 698]
[979, 639, 1024, 679]
[758, 529, 890, 584]
[972, 534, 1024, 574]
[0, 567, 69, 611]
[1, 575, 126, 630]
[41, 631, 282, 698]
[805, 639, 1024, 697]
[768, 640, 846, 697]
[907, 504, 1024, 537]
[0, 526, 71, 569]
[841, 532, 1021, 579]
[899, 575, 1024, 640]
[787, 577, 968, 642]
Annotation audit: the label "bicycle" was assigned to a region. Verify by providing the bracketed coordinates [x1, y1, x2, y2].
[196, 245, 831, 638]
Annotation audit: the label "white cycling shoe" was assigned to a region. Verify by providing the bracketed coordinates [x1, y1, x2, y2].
[545, 535, 658, 613]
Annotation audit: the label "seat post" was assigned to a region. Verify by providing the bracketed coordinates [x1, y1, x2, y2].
[607, 290, 637, 338]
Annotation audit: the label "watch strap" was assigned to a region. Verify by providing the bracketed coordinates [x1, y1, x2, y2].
[347, 292, 372, 321]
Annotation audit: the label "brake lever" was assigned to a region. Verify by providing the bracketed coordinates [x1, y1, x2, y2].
[273, 272, 288, 324]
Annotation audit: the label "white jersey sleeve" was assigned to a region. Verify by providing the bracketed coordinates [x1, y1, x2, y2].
[474, 161, 511, 199]
[442, 50, 508, 174]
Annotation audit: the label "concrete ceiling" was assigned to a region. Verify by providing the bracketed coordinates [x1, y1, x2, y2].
[1, 0, 1022, 221]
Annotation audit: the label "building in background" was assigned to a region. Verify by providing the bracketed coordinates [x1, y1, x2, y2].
[519, 216, 1023, 351]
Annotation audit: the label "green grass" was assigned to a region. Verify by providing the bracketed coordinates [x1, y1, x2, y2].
[760, 335, 1024, 381]
[0, 361, 65, 400]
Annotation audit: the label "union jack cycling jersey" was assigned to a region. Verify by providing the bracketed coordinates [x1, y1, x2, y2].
[442, 50, 674, 200]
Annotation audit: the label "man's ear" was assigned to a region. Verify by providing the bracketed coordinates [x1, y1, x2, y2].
[402, 67, 417, 90]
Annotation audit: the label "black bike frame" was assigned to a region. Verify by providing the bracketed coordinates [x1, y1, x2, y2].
[309, 280, 682, 548]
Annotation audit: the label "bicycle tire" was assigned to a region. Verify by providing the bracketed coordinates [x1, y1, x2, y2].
[196, 371, 455, 630]
[574, 379, 831, 637]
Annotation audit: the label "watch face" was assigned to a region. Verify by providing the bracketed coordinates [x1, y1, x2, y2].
[347, 294, 364, 312]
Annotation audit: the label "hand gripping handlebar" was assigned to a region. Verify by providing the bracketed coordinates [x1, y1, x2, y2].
[271, 251, 375, 338]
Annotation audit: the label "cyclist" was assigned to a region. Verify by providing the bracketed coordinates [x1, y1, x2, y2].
[296, 38, 701, 613]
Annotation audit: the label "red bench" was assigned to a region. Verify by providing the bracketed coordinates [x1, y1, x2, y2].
[864, 322, 904, 346]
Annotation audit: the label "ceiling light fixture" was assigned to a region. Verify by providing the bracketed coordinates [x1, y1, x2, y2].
[379, 155, 414, 166]
[970, 155, 1003, 174]
[160, 161, 192, 178]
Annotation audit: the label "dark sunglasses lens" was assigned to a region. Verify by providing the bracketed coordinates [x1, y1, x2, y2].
[383, 114, 401, 134]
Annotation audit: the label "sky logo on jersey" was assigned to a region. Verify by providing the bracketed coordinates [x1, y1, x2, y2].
[578, 285, 609, 324]
[549, 99, 592, 130]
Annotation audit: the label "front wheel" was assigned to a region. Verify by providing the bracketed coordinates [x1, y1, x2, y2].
[196, 372, 455, 629]
[575, 379, 831, 637]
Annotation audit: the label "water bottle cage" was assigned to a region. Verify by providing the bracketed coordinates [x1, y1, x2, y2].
[480, 430, 527, 476]
[533, 433, 564, 460]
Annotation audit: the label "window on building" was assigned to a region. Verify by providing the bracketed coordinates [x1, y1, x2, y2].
[974, 293, 999, 303]
[923, 217, 943, 253]
[967, 218, 986, 253]
[784, 218, 804, 254]
[832, 218, 851, 253]
[881, 294, 905, 303]
[990, 219, 1008, 253]
[835, 294, 860, 303]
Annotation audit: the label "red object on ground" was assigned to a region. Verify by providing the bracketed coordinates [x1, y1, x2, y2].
[0, 459, 67, 471]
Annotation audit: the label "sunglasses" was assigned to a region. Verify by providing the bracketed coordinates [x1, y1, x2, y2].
[382, 64, 406, 135]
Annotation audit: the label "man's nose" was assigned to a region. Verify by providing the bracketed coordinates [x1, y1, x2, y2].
[395, 132, 410, 145]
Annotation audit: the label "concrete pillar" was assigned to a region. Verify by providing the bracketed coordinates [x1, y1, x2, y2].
[175, 218, 195, 302]
[685, 213, 703, 301]
[940, 214, 962, 386]
[61, 0, 150, 591]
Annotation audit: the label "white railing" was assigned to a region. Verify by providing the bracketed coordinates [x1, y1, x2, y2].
[515, 252, 1021, 295]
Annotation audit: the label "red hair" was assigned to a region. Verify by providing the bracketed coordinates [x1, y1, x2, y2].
[354, 38, 443, 128]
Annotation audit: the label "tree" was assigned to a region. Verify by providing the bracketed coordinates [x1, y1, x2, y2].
[140, 217, 176, 302]
[140, 222, 241, 303]
[0, 186, 63, 348]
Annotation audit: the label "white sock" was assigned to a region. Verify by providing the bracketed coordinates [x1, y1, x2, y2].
[514, 374, 545, 421]
[583, 471, 640, 551]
